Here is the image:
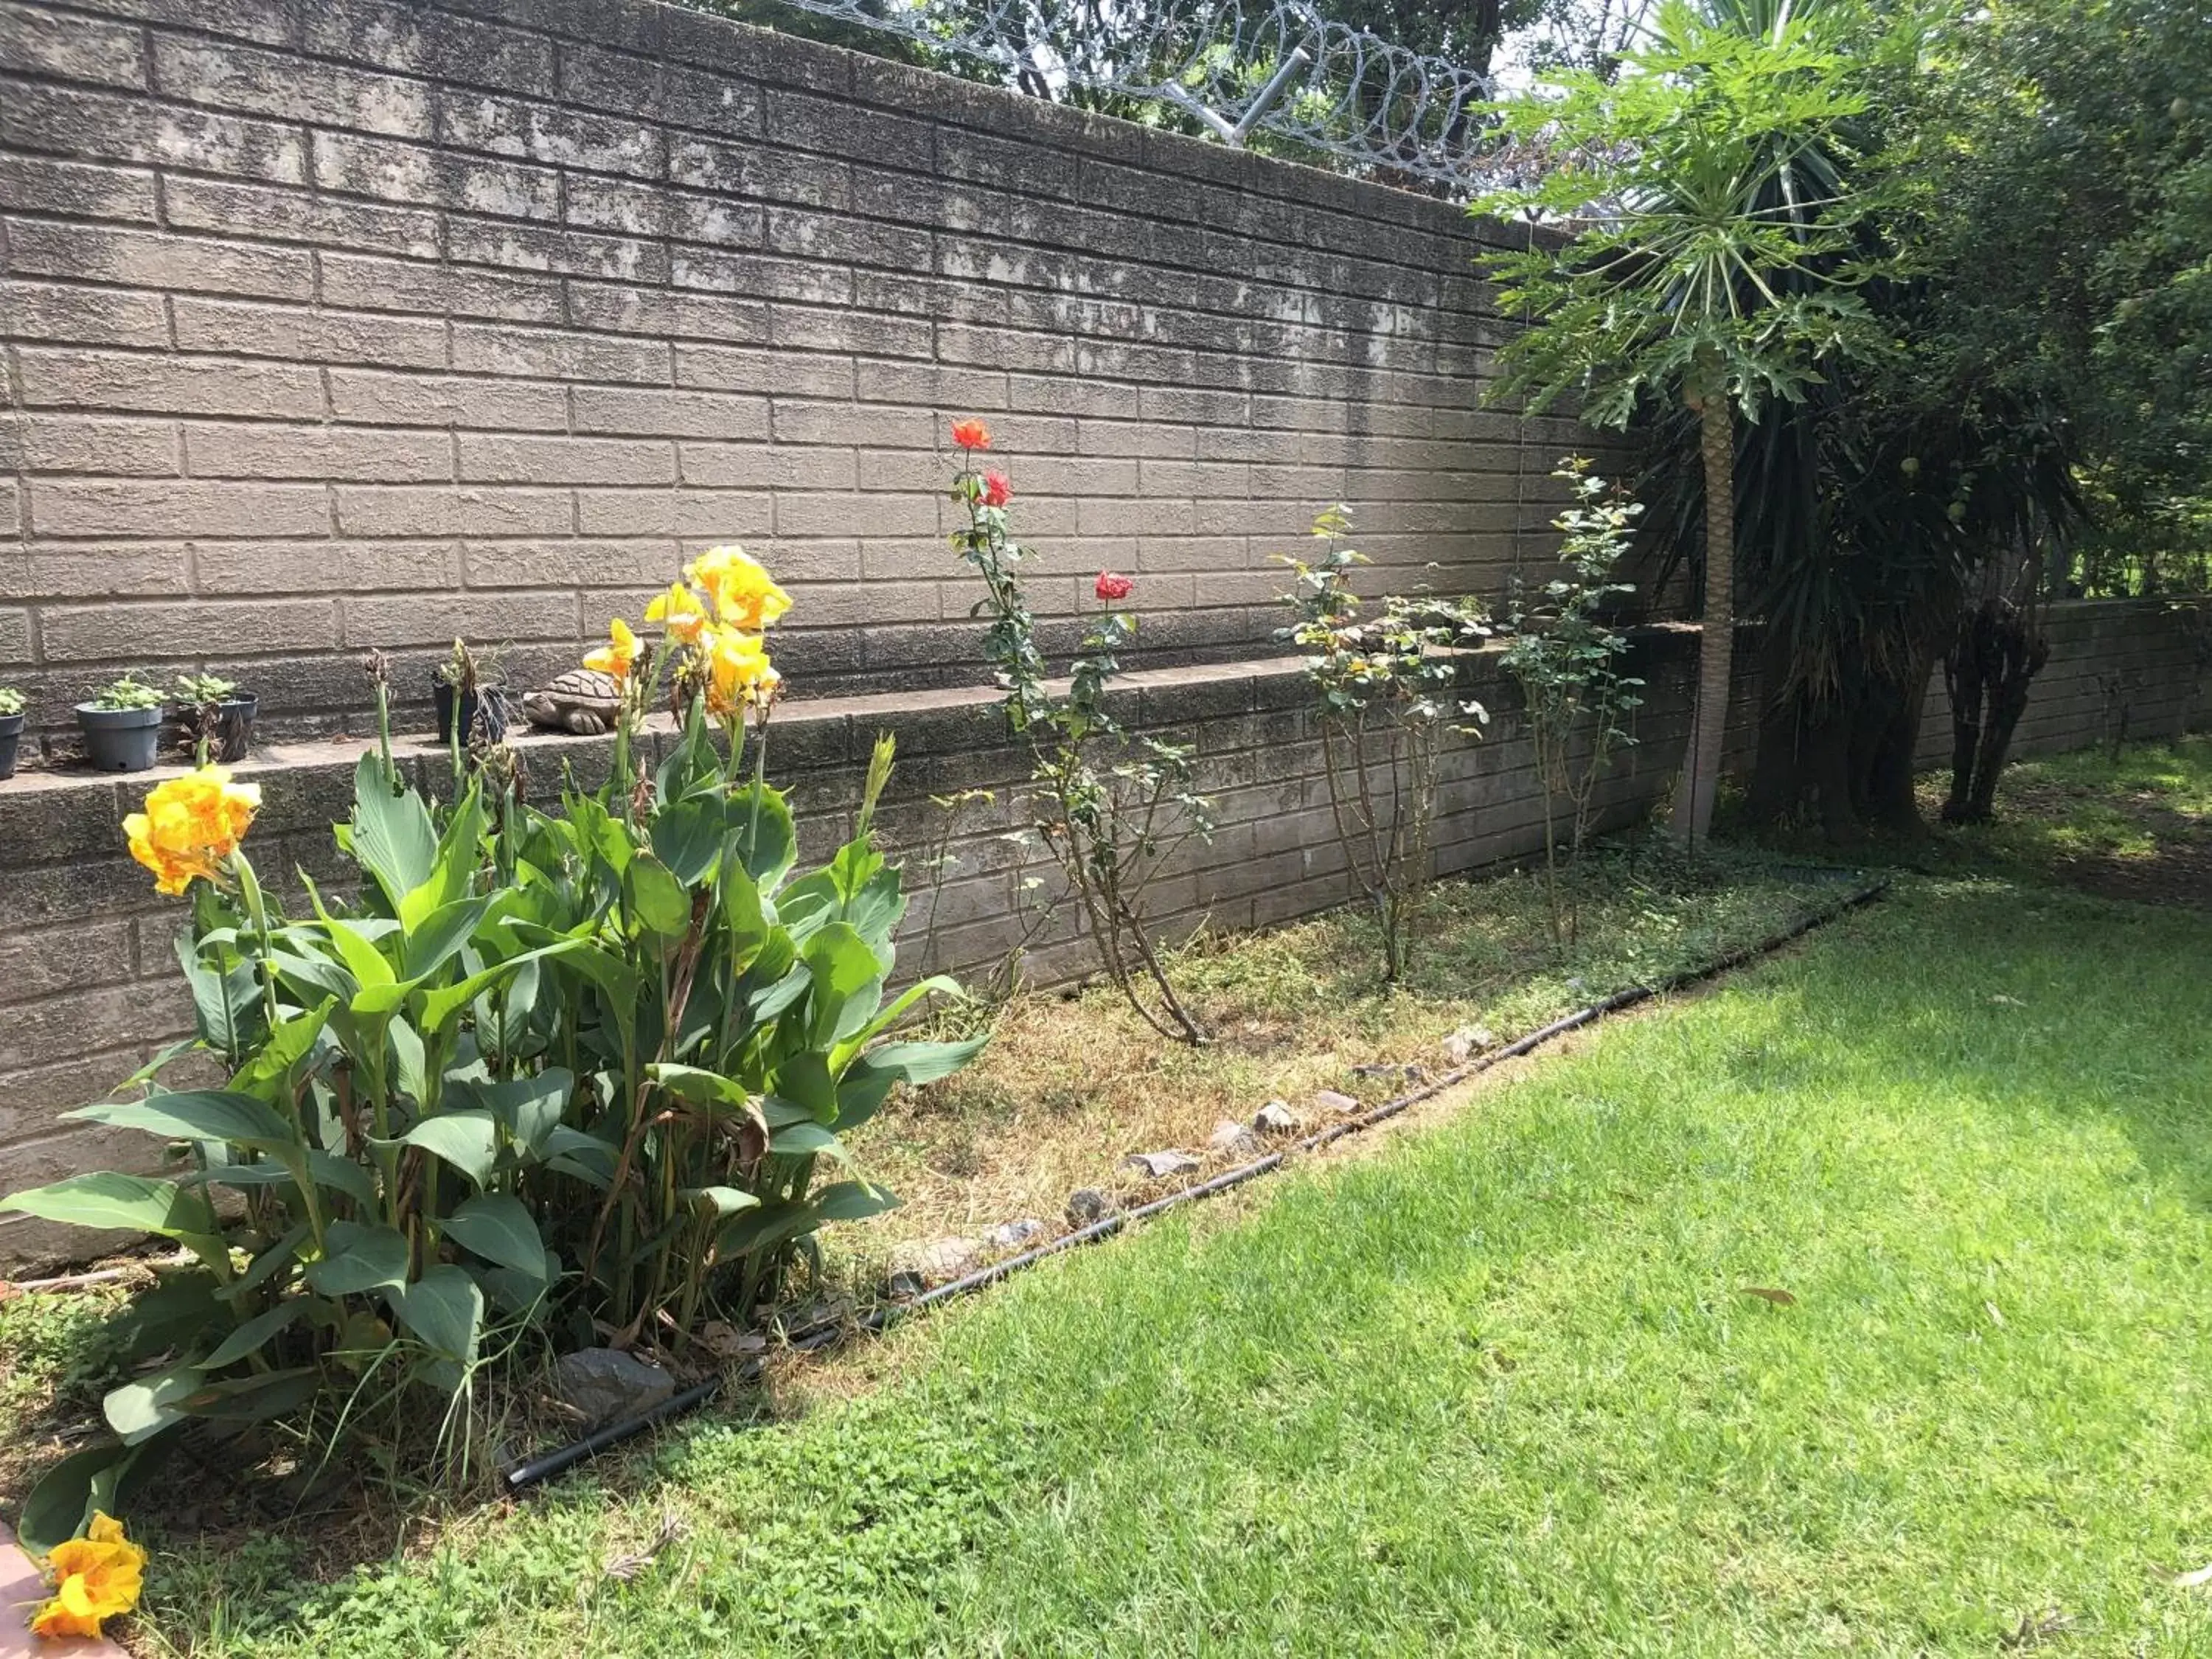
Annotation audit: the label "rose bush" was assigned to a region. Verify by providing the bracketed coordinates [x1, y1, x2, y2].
[948, 422, 1213, 1043]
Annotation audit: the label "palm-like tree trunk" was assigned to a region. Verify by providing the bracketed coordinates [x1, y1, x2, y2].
[1673, 366, 1734, 852]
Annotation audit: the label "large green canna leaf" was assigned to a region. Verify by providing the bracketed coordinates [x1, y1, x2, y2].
[193, 1150, 376, 1210]
[720, 866, 773, 978]
[305, 1220, 409, 1295]
[811, 1179, 900, 1222]
[317, 915, 399, 997]
[684, 1185, 762, 1219]
[713, 1197, 822, 1262]
[175, 932, 262, 1056]
[414, 940, 584, 1036]
[15, 1439, 170, 1557]
[399, 781, 487, 931]
[229, 998, 335, 1105]
[0, 1174, 225, 1269]
[830, 978, 968, 1072]
[389, 1014, 430, 1103]
[768, 1120, 852, 1163]
[726, 782, 797, 890]
[202, 1299, 309, 1369]
[174, 1366, 321, 1425]
[647, 1063, 754, 1112]
[113, 1272, 227, 1357]
[393, 1110, 500, 1188]
[105, 1363, 204, 1445]
[852, 1036, 990, 1088]
[780, 837, 905, 963]
[625, 855, 693, 939]
[473, 954, 541, 1060]
[351, 754, 438, 914]
[542, 1124, 618, 1188]
[770, 1052, 837, 1124]
[801, 923, 886, 1049]
[66, 1090, 296, 1152]
[440, 1193, 550, 1281]
[386, 1265, 483, 1366]
[400, 895, 492, 981]
[451, 1068, 571, 1154]
[650, 796, 728, 886]
[267, 945, 353, 1006]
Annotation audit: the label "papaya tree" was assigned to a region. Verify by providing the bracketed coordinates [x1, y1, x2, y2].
[1470, 0, 1891, 852]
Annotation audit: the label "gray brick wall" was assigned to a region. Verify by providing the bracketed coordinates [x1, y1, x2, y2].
[1913, 599, 2209, 769]
[0, 599, 2200, 1270]
[1, 0, 1588, 735]
[0, 629, 1711, 1269]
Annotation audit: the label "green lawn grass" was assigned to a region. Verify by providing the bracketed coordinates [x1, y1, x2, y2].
[144, 874, 2212, 1656]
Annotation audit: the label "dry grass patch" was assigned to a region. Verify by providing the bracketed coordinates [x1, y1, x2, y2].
[832, 847, 1850, 1284]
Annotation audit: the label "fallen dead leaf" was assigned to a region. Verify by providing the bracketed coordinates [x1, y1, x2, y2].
[602, 1510, 684, 1582]
[2000, 1607, 2073, 1648]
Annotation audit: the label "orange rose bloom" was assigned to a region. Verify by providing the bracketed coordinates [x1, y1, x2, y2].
[644, 580, 709, 645]
[687, 546, 791, 633]
[123, 766, 260, 897]
[32, 1510, 145, 1639]
[581, 616, 638, 683]
[950, 419, 991, 451]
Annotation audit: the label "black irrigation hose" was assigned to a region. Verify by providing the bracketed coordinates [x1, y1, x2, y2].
[505, 877, 1891, 1492]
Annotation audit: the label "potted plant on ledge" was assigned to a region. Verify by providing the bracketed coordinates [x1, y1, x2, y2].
[0, 686, 24, 781]
[76, 672, 165, 773]
[175, 672, 257, 765]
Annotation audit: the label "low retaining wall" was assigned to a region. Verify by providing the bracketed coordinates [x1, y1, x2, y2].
[0, 597, 2201, 1269]
[1, 627, 1714, 1269]
[1913, 598, 2208, 768]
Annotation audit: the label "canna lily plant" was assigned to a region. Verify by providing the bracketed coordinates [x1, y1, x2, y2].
[1, 547, 981, 1551]
[27, 1511, 145, 1641]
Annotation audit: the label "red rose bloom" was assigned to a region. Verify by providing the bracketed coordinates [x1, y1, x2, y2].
[950, 419, 992, 451]
[1095, 571, 1133, 602]
[981, 471, 1012, 507]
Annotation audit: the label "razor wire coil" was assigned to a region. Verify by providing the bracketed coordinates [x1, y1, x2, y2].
[745, 0, 1504, 188]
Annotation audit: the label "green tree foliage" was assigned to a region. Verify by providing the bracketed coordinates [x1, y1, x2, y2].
[1470, 0, 1892, 852]
[1901, 0, 2212, 596]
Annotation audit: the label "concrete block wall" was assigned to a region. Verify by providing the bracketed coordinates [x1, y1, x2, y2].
[1, 599, 2202, 1268]
[0, 0, 1593, 739]
[1913, 599, 2210, 769]
[0, 626, 1715, 1269]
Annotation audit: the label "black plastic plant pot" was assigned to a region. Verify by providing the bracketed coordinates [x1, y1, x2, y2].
[0, 713, 21, 782]
[77, 704, 164, 773]
[433, 681, 508, 748]
[215, 694, 258, 763]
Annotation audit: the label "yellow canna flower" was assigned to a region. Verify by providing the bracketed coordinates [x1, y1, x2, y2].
[581, 616, 639, 684]
[699, 626, 781, 720]
[686, 546, 791, 633]
[644, 581, 709, 645]
[122, 766, 260, 897]
[32, 1510, 146, 1639]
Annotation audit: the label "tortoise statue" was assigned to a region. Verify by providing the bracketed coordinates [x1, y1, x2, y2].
[521, 667, 624, 736]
